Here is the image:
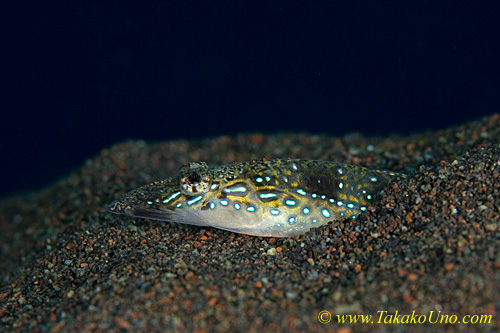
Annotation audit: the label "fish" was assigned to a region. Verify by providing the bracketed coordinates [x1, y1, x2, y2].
[107, 159, 405, 237]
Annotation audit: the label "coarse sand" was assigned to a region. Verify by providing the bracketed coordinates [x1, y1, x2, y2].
[1, 114, 499, 331]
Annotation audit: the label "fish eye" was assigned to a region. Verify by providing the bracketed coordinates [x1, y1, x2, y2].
[179, 161, 212, 194]
[186, 172, 202, 184]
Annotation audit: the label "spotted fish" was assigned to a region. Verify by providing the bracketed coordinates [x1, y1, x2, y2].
[107, 159, 405, 237]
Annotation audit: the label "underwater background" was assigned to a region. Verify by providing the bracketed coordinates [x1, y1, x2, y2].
[2, 2, 500, 331]
[2, 2, 499, 196]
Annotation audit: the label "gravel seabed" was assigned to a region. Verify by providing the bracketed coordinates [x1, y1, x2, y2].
[1, 114, 499, 332]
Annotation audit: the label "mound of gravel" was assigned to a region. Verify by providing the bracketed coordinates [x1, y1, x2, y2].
[1, 114, 499, 331]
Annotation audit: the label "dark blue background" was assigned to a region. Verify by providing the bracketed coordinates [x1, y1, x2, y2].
[2, 2, 499, 197]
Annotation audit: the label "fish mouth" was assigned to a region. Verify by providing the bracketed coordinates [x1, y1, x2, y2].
[106, 199, 176, 221]
[107, 200, 130, 214]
